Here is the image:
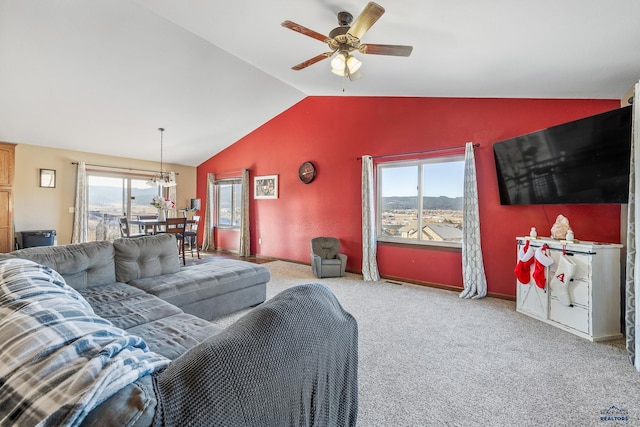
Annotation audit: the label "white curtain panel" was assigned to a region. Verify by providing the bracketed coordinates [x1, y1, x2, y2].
[202, 173, 215, 251]
[71, 161, 88, 244]
[361, 155, 380, 281]
[626, 81, 640, 370]
[238, 169, 250, 257]
[459, 142, 488, 299]
[167, 185, 177, 218]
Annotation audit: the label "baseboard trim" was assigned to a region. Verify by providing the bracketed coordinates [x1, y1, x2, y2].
[380, 274, 515, 301]
[262, 256, 516, 302]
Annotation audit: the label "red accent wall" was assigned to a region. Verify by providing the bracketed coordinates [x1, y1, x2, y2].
[197, 97, 622, 297]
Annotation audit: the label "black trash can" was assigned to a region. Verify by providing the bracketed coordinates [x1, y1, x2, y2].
[21, 230, 56, 248]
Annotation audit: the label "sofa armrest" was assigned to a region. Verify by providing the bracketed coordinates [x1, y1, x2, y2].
[337, 253, 348, 275]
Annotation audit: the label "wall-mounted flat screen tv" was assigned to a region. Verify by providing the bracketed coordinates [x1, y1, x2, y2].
[493, 105, 632, 205]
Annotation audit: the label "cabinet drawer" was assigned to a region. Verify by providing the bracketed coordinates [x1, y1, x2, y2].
[549, 277, 589, 307]
[568, 254, 590, 282]
[549, 298, 589, 334]
[548, 253, 590, 282]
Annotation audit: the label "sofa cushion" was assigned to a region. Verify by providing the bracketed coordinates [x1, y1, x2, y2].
[78, 283, 183, 330]
[79, 376, 157, 427]
[113, 234, 180, 283]
[9, 241, 116, 289]
[127, 259, 270, 310]
[126, 313, 222, 360]
[311, 237, 339, 259]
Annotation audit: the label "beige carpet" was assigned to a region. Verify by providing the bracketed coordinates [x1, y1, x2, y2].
[212, 260, 640, 426]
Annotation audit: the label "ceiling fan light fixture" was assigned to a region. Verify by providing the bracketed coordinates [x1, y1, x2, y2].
[331, 52, 362, 77]
[330, 52, 347, 73]
[283, 3, 413, 78]
[346, 55, 362, 73]
[348, 68, 363, 81]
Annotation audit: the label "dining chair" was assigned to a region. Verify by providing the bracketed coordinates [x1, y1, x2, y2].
[164, 217, 187, 265]
[136, 214, 158, 234]
[183, 215, 201, 259]
[118, 217, 146, 238]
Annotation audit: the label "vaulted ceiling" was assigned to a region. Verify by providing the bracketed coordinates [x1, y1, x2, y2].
[1, 0, 639, 166]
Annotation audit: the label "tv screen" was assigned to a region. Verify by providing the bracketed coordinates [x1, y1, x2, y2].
[493, 106, 632, 205]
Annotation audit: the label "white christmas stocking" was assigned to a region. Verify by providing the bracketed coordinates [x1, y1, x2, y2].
[549, 255, 577, 306]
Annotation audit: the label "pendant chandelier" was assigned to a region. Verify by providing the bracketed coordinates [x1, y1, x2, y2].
[146, 127, 176, 187]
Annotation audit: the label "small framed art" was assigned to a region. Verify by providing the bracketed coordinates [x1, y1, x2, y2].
[254, 175, 278, 199]
[40, 169, 56, 188]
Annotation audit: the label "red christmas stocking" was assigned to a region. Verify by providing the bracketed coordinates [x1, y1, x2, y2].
[514, 240, 535, 284]
[532, 244, 554, 289]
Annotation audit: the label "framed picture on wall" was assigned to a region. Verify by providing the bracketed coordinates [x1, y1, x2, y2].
[40, 169, 56, 188]
[254, 175, 278, 199]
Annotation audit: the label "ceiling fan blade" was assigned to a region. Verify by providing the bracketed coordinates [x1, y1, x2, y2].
[291, 52, 334, 70]
[281, 20, 330, 43]
[347, 2, 385, 41]
[359, 44, 413, 57]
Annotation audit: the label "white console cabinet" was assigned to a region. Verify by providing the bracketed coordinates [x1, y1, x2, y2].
[515, 237, 623, 342]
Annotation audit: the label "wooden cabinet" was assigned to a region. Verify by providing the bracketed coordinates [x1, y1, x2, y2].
[516, 237, 623, 342]
[621, 84, 634, 106]
[0, 142, 15, 253]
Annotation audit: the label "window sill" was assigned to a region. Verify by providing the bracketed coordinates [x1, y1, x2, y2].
[377, 239, 462, 253]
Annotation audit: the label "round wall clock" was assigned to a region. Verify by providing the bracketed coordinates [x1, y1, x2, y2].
[298, 161, 317, 184]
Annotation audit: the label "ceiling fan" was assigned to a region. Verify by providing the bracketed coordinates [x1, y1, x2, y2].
[281, 2, 413, 80]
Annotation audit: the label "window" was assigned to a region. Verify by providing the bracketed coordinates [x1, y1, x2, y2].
[216, 179, 242, 228]
[377, 155, 465, 247]
[87, 173, 159, 241]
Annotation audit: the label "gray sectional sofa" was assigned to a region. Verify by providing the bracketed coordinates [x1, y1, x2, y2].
[11, 233, 270, 321]
[0, 234, 359, 426]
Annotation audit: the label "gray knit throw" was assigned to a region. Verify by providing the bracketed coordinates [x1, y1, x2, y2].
[152, 283, 359, 426]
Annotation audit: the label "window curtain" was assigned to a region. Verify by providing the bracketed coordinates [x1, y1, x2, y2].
[202, 173, 215, 251]
[626, 81, 640, 370]
[238, 169, 250, 257]
[167, 185, 177, 218]
[71, 161, 88, 243]
[459, 142, 488, 299]
[361, 155, 380, 281]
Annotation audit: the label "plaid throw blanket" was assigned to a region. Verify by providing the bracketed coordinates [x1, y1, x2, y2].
[0, 258, 170, 427]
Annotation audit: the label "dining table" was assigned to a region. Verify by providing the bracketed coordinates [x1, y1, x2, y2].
[129, 218, 194, 235]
